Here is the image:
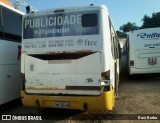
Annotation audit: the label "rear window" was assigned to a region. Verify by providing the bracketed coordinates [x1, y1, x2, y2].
[82, 14, 97, 27]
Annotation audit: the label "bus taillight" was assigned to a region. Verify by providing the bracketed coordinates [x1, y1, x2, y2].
[17, 45, 21, 60]
[101, 70, 110, 79]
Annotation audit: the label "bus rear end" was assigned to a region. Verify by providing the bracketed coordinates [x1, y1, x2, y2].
[128, 28, 160, 75]
[21, 5, 114, 111]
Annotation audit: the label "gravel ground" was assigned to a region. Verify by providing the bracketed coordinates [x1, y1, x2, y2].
[116, 74, 160, 114]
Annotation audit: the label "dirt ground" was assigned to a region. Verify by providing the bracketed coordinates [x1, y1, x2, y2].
[116, 74, 160, 114]
[63, 74, 160, 122]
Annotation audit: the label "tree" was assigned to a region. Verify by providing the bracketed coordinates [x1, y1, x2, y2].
[120, 22, 139, 33]
[141, 12, 160, 29]
[116, 31, 127, 38]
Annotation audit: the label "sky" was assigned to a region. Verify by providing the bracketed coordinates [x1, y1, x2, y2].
[9, 0, 160, 31]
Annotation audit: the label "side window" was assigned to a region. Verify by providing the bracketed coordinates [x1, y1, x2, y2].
[114, 37, 120, 59]
[0, 6, 22, 42]
[109, 16, 120, 59]
[82, 14, 97, 27]
[111, 35, 116, 59]
[0, 6, 3, 37]
[113, 36, 120, 59]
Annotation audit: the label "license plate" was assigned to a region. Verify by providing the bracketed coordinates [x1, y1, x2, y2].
[54, 102, 69, 108]
[148, 57, 157, 65]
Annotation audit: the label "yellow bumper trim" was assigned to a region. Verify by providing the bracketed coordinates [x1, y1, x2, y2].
[21, 85, 114, 111]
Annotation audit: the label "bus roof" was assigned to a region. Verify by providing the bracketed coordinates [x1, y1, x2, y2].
[0, 1, 24, 15]
[24, 4, 108, 17]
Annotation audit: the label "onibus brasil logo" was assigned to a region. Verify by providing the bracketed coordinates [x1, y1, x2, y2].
[137, 33, 160, 40]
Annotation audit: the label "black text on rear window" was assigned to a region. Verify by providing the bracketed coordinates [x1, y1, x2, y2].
[82, 14, 97, 27]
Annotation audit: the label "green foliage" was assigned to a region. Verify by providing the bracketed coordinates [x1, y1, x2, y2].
[119, 22, 139, 33]
[118, 12, 160, 33]
[116, 31, 127, 38]
[141, 12, 160, 29]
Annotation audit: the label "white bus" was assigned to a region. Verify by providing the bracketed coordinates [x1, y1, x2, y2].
[127, 28, 160, 75]
[0, 2, 23, 105]
[21, 5, 120, 111]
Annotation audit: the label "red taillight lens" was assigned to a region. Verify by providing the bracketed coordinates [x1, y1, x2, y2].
[101, 70, 110, 79]
[17, 45, 21, 60]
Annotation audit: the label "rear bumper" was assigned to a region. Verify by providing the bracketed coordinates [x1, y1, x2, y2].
[130, 67, 160, 75]
[21, 85, 114, 111]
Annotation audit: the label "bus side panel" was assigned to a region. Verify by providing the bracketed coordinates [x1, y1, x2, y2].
[100, 6, 111, 73]
[0, 65, 21, 105]
[101, 8, 119, 90]
[0, 40, 22, 105]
